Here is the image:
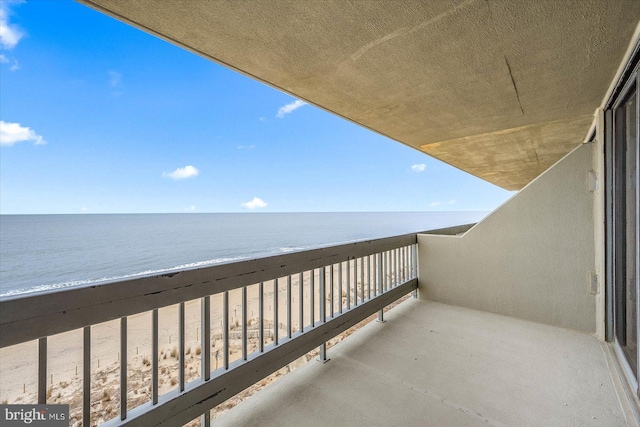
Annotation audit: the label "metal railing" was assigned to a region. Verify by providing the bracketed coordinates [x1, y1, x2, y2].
[0, 233, 418, 426]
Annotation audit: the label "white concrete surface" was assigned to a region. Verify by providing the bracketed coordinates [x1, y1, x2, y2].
[211, 299, 629, 426]
[418, 143, 596, 333]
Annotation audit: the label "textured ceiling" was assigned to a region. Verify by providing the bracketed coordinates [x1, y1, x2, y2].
[80, 0, 640, 190]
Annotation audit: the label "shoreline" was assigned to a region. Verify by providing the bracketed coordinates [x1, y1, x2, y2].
[0, 266, 400, 426]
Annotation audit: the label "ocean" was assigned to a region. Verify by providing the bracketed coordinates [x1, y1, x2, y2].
[0, 212, 485, 298]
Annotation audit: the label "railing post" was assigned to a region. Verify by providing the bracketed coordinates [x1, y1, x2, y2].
[318, 267, 329, 363]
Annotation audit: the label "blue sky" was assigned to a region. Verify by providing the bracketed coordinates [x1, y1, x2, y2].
[0, 0, 514, 214]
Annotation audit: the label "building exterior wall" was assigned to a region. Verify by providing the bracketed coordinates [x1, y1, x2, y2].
[418, 143, 597, 333]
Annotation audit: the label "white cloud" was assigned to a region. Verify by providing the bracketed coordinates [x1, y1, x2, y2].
[241, 197, 267, 209]
[184, 205, 196, 212]
[0, 121, 46, 146]
[163, 165, 199, 180]
[237, 145, 255, 150]
[411, 163, 426, 172]
[0, 3, 24, 50]
[79, 207, 88, 213]
[429, 199, 456, 208]
[108, 70, 122, 87]
[276, 100, 307, 118]
[0, 53, 18, 71]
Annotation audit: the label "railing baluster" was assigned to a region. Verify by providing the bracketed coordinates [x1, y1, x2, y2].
[410, 244, 414, 277]
[274, 279, 278, 346]
[353, 259, 358, 306]
[83, 326, 91, 422]
[394, 249, 397, 286]
[38, 337, 47, 404]
[402, 246, 406, 282]
[384, 251, 391, 292]
[242, 287, 247, 361]
[319, 267, 326, 323]
[259, 282, 264, 353]
[223, 291, 229, 369]
[400, 247, 404, 282]
[393, 249, 397, 286]
[120, 316, 127, 420]
[367, 255, 371, 300]
[329, 264, 334, 318]
[403, 246, 406, 281]
[202, 296, 210, 380]
[310, 270, 315, 327]
[152, 309, 158, 404]
[179, 302, 185, 391]
[318, 267, 328, 362]
[299, 272, 304, 333]
[412, 244, 418, 298]
[382, 251, 386, 292]
[372, 254, 377, 296]
[287, 275, 292, 339]
[360, 257, 365, 302]
[346, 260, 351, 309]
[397, 248, 400, 283]
[338, 262, 343, 314]
[390, 249, 394, 287]
[377, 253, 385, 323]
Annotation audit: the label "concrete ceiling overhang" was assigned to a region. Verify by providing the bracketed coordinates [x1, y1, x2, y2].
[80, 0, 640, 190]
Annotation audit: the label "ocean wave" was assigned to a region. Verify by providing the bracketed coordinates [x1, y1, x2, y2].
[0, 256, 247, 298]
[277, 246, 309, 253]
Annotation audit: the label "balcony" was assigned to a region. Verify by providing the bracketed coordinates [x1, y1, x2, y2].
[0, 223, 633, 426]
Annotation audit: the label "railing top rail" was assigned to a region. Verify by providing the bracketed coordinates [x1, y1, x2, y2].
[0, 232, 417, 348]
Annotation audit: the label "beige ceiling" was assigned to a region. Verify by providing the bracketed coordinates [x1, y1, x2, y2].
[80, 0, 640, 190]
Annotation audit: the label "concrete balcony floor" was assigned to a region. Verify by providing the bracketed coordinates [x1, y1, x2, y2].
[212, 299, 632, 426]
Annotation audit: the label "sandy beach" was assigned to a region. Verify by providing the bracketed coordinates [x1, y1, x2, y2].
[0, 261, 404, 426]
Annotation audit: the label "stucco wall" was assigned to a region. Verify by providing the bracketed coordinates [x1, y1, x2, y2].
[418, 143, 596, 333]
